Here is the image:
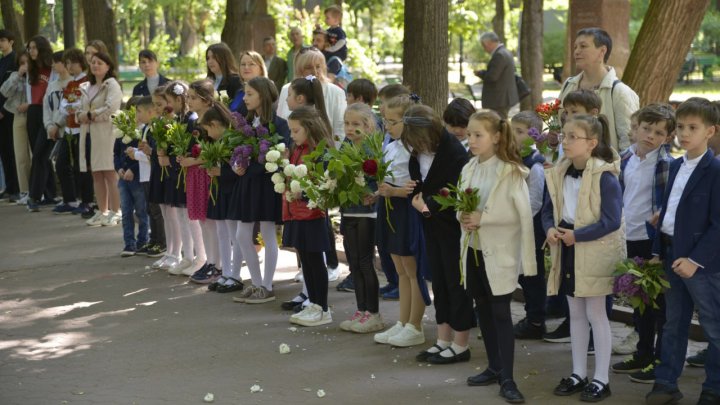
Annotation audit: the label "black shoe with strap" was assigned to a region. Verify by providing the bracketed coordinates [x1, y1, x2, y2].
[554, 373, 588, 396]
[580, 380, 611, 402]
[416, 344, 445, 362]
[500, 379, 525, 404]
[467, 368, 501, 386]
[426, 347, 470, 365]
[216, 278, 243, 293]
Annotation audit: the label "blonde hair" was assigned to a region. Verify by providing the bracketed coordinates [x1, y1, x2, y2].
[385, 94, 418, 115]
[239, 50, 268, 79]
[293, 49, 328, 81]
[345, 103, 378, 134]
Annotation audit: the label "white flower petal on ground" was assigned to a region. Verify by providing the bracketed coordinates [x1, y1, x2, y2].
[250, 384, 263, 393]
[203, 393, 214, 403]
[316, 389, 326, 398]
[278, 343, 291, 354]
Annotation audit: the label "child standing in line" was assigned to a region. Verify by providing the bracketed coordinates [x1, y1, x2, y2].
[284, 106, 335, 327]
[510, 111, 548, 340]
[406, 105, 473, 360]
[645, 98, 720, 405]
[337, 103, 384, 334]
[163, 81, 206, 276]
[372, 95, 431, 348]
[611, 104, 675, 384]
[231, 76, 289, 304]
[544, 114, 624, 402]
[461, 110, 537, 403]
[127, 96, 164, 257]
[443, 98, 476, 151]
[201, 103, 243, 291]
[114, 97, 149, 257]
[185, 79, 221, 284]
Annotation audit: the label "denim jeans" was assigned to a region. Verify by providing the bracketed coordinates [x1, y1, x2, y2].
[0, 155, 6, 193]
[656, 243, 720, 393]
[119, 179, 149, 250]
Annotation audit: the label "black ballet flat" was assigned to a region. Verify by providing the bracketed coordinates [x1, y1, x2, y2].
[216, 278, 244, 293]
[580, 380, 611, 402]
[500, 380, 525, 404]
[467, 368, 501, 386]
[426, 347, 470, 364]
[415, 344, 445, 362]
[554, 374, 588, 396]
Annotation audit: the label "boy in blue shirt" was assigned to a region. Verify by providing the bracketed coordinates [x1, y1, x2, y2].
[646, 97, 720, 405]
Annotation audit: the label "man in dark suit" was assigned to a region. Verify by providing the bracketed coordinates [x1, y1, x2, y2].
[0, 29, 18, 200]
[474, 32, 518, 119]
[263, 37, 287, 92]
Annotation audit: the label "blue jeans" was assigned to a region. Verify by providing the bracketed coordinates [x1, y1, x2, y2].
[118, 179, 149, 250]
[0, 155, 5, 193]
[656, 243, 720, 393]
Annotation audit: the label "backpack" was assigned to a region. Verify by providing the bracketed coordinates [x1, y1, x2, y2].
[327, 56, 353, 90]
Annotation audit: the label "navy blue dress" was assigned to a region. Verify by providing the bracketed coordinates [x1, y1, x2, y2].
[206, 161, 236, 220]
[146, 128, 166, 205]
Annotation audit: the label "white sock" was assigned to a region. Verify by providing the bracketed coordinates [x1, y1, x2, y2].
[162, 205, 182, 258]
[259, 221, 278, 291]
[440, 342, 468, 358]
[189, 218, 206, 263]
[237, 222, 262, 287]
[428, 339, 450, 354]
[229, 220, 243, 280]
[217, 220, 234, 278]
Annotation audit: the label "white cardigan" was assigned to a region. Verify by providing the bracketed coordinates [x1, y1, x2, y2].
[276, 80, 347, 148]
[458, 158, 537, 295]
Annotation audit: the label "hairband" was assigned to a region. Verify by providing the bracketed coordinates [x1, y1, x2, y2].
[173, 83, 185, 96]
[409, 93, 421, 103]
[305, 75, 316, 82]
[402, 116, 433, 127]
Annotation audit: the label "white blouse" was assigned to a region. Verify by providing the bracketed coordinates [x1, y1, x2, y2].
[384, 140, 411, 186]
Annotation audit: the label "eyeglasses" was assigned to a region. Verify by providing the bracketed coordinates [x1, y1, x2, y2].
[558, 134, 590, 143]
[382, 118, 402, 127]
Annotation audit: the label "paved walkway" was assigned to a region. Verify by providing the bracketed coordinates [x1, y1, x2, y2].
[0, 203, 707, 405]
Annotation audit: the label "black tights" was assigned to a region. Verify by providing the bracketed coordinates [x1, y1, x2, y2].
[298, 249, 328, 311]
[342, 217, 378, 313]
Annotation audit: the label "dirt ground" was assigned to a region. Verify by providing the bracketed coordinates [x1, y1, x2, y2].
[0, 203, 707, 405]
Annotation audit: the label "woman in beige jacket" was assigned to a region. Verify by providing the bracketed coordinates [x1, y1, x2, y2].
[459, 111, 536, 403]
[77, 52, 122, 227]
[543, 114, 624, 402]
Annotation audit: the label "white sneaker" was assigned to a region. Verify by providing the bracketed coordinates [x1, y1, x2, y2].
[293, 271, 304, 282]
[101, 211, 121, 227]
[168, 259, 193, 275]
[327, 266, 340, 282]
[293, 304, 332, 327]
[152, 255, 169, 269]
[613, 329, 639, 355]
[15, 193, 28, 205]
[387, 323, 425, 347]
[374, 321, 405, 344]
[351, 312, 385, 334]
[86, 212, 106, 227]
[161, 256, 179, 271]
[340, 310, 364, 331]
[290, 303, 315, 321]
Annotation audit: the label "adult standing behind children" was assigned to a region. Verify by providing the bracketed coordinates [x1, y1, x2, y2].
[262, 37, 287, 92]
[474, 32, 518, 119]
[78, 52, 123, 227]
[558, 27, 639, 153]
[132, 50, 170, 97]
[205, 43, 242, 100]
[286, 27, 307, 84]
[0, 29, 18, 201]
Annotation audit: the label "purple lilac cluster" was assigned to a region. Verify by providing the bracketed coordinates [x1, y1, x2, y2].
[231, 145, 253, 169]
[528, 127, 547, 143]
[255, 126, 269, 137]
[230, 112, 246, 131]
[258, 139, 271, 164]
[613, 273, 641, 297]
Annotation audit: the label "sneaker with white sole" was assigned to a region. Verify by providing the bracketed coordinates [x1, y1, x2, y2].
[232, 285, 257, 303]
[613, 330, 639, 355]
[15, 193, 29, 205]
[168, 259, 192, 275]
[101, 211, 121, 227]
[290, 303, 320, 323]
[161, 256, 179, 271]
[327, 266, 340, 282]
[85, 211, 106, 227]
[388, 323, 425, 347]
[340, 310, 364, 331]
[152, 255, 169, 269]
[294, 270, 303, 282]
[351, 312, 385, 334]
[374, 321, 405, 344]
[293, 304, 332, 327]
[245, 286, 276, 304]
[182, 260, 205, 276]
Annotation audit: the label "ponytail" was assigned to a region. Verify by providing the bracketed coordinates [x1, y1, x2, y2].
[290, 76, 331, 131]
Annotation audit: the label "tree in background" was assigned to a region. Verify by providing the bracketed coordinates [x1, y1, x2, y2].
[519, 0, 543, 110]
[82, 0, 118, 62]
[402, 0, 449, 112]
[623, 0, 710, 104]
[24, 0, 39, 39]
[1, 0, 24, 52]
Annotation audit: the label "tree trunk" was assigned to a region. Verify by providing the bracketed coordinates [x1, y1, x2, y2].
[402, 0, 449, 113]
[163, 6, 178, 40]
[63, 0, 75, 48]
[149, 8, 157, 43]
[493, 0, 505, 44]
[221, 0, 253, 57]
[1, 0, 24, 51]
[24, 0, 40, 39]
[82, 0, 118, 63]
[519, 0, 543, 110]
[623, 0, 710, 104]
[76, 0, 84, 45]
[179, 14, 198, 56]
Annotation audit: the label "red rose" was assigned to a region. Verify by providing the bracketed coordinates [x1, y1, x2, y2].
[163, 106, 174, 114]
[362, 159, 378, 176]
[465, 187, 474, 195]
[191, 144, 202, 158]
[439, 187, 450, 197]
[192, 130, 200, 137]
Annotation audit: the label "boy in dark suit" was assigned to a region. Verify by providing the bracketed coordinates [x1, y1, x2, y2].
[646, 97, 720, 405]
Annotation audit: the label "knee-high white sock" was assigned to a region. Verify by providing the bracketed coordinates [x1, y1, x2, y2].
[216, 219, 233, 278]
[229, 220, 243, 280]
[567, 295, 590, 380]
[259, 221, 278, 291]
[176, 207, 193, 262]
[586, 296, 612, 385]
[189, 218, 206, 269]
[159, 204, 173, 257]
[237, 222, 261, 287]
[202, 219, 218, 265]
[302, 279, 308, 297]
[163, 205, 182, 259]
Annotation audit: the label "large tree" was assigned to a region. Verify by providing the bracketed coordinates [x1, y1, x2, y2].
[519, 0, 543, 110]
[1, 0, 24, 51]
[23, 0, 39, 40]
[492, 0, 505, 44]
[402, 0, 449, 113]
[623, 0, 710, 104]
[221, 0, 275, 58]
[82, 0, 118, 62]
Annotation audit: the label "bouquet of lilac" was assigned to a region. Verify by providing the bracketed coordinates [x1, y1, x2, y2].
[613, 256, 669, 315]
[521, 127, 553, 157]
[231, 145, 254, 170]
[226, 112, 283, 168]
